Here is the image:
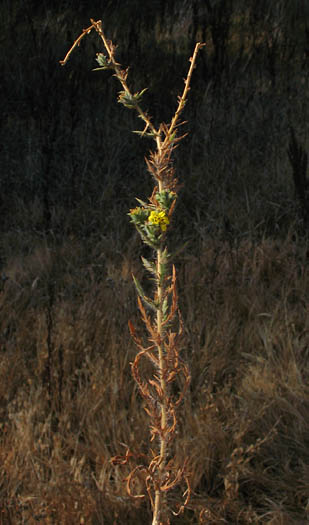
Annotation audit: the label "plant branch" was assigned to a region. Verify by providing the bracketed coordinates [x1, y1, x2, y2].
[60, 21, 204, 523]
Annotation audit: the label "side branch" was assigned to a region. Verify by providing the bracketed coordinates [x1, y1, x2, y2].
[165, 42, 206, 147]
[59, 23, 94, 66]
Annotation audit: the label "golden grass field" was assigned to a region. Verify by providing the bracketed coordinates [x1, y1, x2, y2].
[0, 230, 308, 523]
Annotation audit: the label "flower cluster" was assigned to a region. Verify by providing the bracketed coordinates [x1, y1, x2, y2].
[148, 210, 169, 231]
[128, 190, 176, 247]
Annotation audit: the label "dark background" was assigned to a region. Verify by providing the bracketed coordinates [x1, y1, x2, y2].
[1, 0, 308, 250]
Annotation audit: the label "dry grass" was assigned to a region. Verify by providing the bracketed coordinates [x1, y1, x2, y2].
[0, 230, 308, 523]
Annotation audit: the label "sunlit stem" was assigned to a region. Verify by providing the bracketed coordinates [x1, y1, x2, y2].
[152, 143, 168, 524]
[91, 19, 159, 139]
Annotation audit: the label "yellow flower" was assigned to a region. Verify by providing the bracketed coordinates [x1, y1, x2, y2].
[148, 210, 169, 231]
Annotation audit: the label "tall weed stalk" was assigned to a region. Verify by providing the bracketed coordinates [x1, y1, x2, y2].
[61, 20, 204, 524]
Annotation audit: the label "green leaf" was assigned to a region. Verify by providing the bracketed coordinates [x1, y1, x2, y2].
[141, 257, 157, 276]
[144, 225, 161, 247]
[135, 198, 149, 208]
[155, 190, 177, 210]
[128, 206, 149, 225]
[135, 225, 159, 250]
[118, 88, 147, 109]
[93, 53, 114, 70]
[161, 247, 169, 263]
[132, 275, 157, 312]
[137, 88, 148, 98]
[132, 130, 155, 138]
[162, 296, 169, 320]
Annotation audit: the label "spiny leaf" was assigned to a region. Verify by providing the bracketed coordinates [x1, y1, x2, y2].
[93, 53, 114, 71]
[132, 275, 158, 312]
[155, 190, 177, 211]
[135, 198, 150, 208]
[161, 247, 170, 264]
[162, 296, 169, 321]
[159, 262, 168, 286]
[141, 256, 157, 276]
[135, 225, 159, 250]
[132, 130, 155, 138]
[118, 88, 147, 109]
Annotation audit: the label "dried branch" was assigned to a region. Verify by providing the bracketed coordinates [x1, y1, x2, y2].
[60, 21, 204, 524]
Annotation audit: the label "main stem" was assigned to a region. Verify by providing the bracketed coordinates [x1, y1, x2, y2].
[152, 176, 168, 525]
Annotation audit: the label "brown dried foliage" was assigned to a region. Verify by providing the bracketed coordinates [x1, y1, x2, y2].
[0, 233, 308, 522]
